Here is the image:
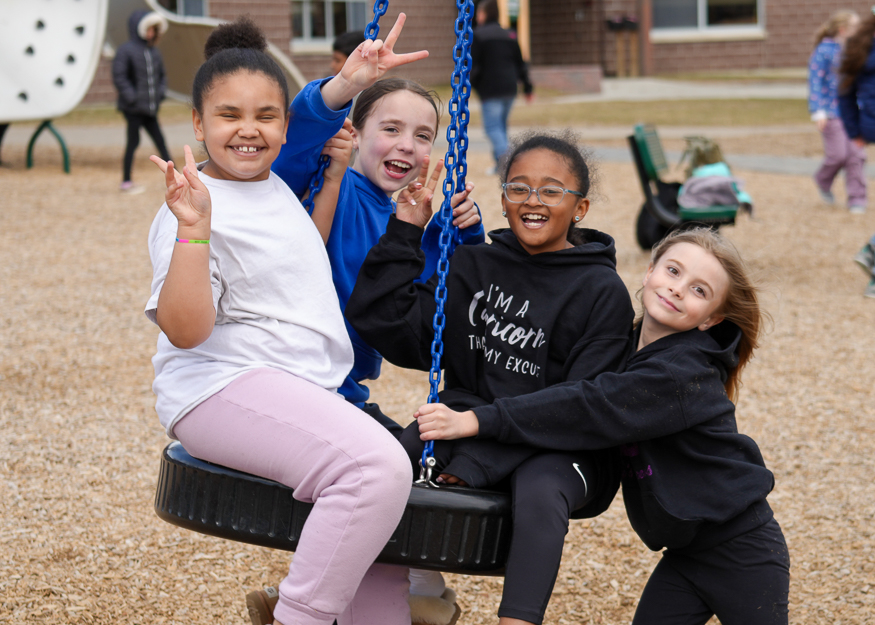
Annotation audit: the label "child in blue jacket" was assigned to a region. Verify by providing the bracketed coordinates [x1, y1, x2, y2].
[272, 33, 484, 431]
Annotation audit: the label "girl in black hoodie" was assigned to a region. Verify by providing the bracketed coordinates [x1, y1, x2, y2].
[416, 228, 790, 625]
[346, 131, 634, 625]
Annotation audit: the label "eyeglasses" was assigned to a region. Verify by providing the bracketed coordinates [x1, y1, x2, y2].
[501, 183, 585, 206]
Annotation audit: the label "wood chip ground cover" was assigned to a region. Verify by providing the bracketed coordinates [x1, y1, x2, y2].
[1, 138, 874, 624]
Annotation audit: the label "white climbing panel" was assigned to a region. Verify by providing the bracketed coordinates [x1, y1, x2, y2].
[0, 0, 109, 123]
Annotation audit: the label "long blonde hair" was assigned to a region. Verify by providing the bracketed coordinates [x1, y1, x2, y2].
[648, 228, 766, 402]
[814, 10, 859, 48]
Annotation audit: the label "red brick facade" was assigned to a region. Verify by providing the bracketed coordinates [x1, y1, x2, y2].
[648, 0, 875, 74]
[81, 0, 874, 106]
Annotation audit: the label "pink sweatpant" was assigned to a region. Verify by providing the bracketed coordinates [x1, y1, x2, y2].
[816, 117, 867, 207]
[173, 368, 413, 625]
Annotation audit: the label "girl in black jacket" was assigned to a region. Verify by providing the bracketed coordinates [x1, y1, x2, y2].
[416, 228, 790, 625]
[347, 131, 634, 625]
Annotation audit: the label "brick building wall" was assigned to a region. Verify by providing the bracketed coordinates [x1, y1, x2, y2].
[83, 1, 460, 105]
[288, 0, 459, 86]
[83, 0, 868, 106]
[649, 0, 874, 74]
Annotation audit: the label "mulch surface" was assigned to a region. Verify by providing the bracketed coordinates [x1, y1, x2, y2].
[2, 135, 875, 624]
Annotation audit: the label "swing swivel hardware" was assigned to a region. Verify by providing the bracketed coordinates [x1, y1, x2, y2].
[416, 455, 440, 488]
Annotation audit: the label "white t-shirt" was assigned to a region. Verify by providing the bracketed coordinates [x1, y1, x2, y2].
[146, 171, 354, 435]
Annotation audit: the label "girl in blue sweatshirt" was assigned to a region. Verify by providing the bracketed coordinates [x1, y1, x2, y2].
[415, 228, 790, 625]
[272, 19, 484, 426]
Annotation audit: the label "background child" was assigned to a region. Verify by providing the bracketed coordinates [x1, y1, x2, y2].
[331, 30, 367, 76]
[839, 8, 875, 214]
[420, 228, 790, 625]
[854, 233, 875, 297]
[271, 34, 484, 434]
[346, 131, 635, 625]
[809, 10, 863, 211]
[146, 16, 420, 625]
[112, 10, 172, 194]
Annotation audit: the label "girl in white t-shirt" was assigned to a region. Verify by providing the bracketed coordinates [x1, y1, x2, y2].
[145, 16, 433, 625]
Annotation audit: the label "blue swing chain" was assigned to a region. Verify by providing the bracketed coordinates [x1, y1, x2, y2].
[417, 0, 475, 487]
[298, 0, 473, 487]
[301, 1, 389, 215]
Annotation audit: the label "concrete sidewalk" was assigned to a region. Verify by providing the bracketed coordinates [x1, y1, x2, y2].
[554, 76, 807, 104]
[4, 118, 855, 178]
[5, 74, 853, 178]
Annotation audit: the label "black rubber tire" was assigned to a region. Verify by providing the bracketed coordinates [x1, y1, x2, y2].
[155, 442, 512, 575]
[635, 203, 670, 250]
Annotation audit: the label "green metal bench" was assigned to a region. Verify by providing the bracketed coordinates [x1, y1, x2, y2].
[628, 124, 738, 249]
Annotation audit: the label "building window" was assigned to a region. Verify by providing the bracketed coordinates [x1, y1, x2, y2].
[292, 1, 368, 43]
[653, 0, 760, 30]
[156, 0, 207, 16]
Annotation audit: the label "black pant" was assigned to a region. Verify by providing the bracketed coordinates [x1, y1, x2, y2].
[400, 424, 601, 624]
[123, 112, 170, 182]
[633, 518, 790, 625]
[360, 402, 403, 438]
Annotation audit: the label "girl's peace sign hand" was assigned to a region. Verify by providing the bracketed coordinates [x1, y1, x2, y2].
[395, 155, 443, 229]
[150, 145, 211, 233]
[323, 13, 428, 109]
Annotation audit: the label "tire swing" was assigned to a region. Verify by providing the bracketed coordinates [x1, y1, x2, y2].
[153, 0, 513, 576]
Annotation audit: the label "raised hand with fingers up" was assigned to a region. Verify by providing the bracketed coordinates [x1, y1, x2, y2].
[395, 155, 444, 229]
[150, 144, 211, 236]
[321, 13, 429, 110]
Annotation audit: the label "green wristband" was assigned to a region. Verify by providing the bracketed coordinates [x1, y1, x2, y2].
[175, 238, 210, 244]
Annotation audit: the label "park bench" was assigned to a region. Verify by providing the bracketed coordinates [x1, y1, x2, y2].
[628, 124, 739, 249]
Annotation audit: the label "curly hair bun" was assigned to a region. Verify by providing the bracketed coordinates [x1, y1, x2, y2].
[204, 16, 268, 60]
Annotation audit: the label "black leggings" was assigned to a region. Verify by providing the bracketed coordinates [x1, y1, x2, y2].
[123, 112, 170, 182]
[401, 426, 601, 624]
[632, 518, 790, 625]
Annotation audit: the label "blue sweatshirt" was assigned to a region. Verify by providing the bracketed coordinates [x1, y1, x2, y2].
[272, 78, 485, 406]
[808, 38, 842, 119]
[839, 42, 875, 142]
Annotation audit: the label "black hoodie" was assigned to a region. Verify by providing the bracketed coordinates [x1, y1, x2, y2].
[471, 321, 776, 552]
[348, 216, 633, 412]
[347, 214, 633, 433]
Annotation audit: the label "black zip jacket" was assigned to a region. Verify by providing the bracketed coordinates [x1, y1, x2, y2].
[470, 21, 533, 100]
[346, 215, 633, 420]
[472, 322, 776, 552]
[112, 11, 167, 116]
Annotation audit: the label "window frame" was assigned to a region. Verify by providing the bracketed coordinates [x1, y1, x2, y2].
[291, 0, 368, 53]
[650, 0, 765, 43]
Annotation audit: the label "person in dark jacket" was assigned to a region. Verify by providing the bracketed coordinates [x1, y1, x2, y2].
[112, 10, 172, 193]
[415, 228, 790, 625]
[347, 131, 634, 625]
[839, 11, 875, 295]
[471, 0, 533, 173]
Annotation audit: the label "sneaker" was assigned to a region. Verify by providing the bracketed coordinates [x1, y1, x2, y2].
[120, 181, 145, 195]
[854, 243, 875, 275]
[410, 587, 462, 625]
[866, 278, 875, 299]
[850, 204, 867, 214]
[817, 186, 835, 205]
[246, 586, 279, 625]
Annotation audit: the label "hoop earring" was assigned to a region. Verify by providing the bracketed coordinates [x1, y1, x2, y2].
[502, 210, 507, 217]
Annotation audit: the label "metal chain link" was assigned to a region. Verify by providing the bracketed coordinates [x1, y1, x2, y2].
[301, 0, 388, 214]
[418, 0, 475, 486]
